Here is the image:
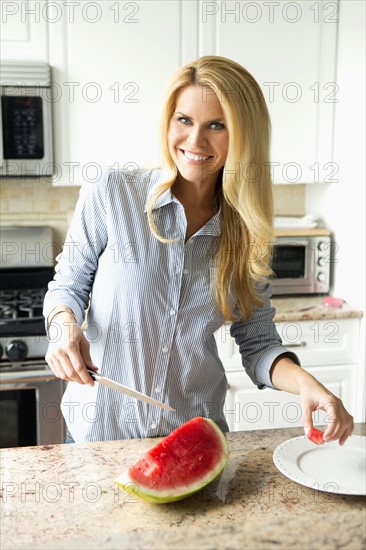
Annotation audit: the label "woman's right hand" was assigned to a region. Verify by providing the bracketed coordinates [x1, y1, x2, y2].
[45, 310, 97, 385]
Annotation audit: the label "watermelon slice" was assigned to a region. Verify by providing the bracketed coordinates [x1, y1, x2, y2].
[307, 427, 325, 445]
[116, 417, 229, 503]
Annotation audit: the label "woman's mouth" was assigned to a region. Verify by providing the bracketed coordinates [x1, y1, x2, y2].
[180, 149, 212, 162]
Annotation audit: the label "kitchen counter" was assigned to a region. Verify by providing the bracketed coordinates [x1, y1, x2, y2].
[272, 296, 364, 321]
[1, 425, 365, 550]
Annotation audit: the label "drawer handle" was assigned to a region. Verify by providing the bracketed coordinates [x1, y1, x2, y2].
[283, 341, 307, 348]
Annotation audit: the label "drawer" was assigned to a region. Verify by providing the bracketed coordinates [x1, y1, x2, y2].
[215, 318, 360, 369]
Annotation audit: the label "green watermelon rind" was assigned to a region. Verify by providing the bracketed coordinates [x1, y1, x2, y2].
[115, 418, 230, 503]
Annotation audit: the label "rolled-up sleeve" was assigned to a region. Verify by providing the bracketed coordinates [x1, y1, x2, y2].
[43, 170, 109, 325]
[230, 281, 301, 390]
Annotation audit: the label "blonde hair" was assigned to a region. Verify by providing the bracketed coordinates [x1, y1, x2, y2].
[146, 55, 274, 321]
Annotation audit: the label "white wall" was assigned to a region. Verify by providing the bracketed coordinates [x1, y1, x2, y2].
[306, 0, 365, 313]
[306, 0, 365, 420]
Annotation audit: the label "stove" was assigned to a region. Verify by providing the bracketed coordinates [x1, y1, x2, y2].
[0, 226, 66, 446]
[0, 226, 54, 369]
[0, 287, 50, 369]
[1, 289, 45, 322]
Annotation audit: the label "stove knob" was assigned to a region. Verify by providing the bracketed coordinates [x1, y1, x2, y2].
[6, 340, 28, 362]
[317, 272, 326, 282]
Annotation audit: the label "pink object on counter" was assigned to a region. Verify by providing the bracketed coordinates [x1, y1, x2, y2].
[323, 296, 345, 308]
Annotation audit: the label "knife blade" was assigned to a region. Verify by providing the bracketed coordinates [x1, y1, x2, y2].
[86, 368, 175, 412]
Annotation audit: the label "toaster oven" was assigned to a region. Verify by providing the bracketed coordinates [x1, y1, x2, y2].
[270, 234, 332, 295]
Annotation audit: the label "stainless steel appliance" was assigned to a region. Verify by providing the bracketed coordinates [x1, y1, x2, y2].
[270, 234, 331, 295]
[0, 61, 54, 177]
[0, 226, 65, 447]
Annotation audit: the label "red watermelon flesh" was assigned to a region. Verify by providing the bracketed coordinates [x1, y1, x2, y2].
[307, 427, 325, 445]
[116, 417, 229, 503]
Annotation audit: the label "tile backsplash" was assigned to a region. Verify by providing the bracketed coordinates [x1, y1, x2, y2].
[273, 184, 305, 216]
[0, 178, 305, 246]
[0, 178, 80, 248]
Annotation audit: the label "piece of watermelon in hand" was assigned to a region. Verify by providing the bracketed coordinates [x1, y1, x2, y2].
[307, 427, 325, 445]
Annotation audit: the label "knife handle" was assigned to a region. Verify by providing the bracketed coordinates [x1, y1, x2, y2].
[86, 367, 98, 381]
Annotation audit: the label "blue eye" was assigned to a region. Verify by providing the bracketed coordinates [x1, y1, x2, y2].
[210, 122, 225, 130]
[178, 116, 191, 125]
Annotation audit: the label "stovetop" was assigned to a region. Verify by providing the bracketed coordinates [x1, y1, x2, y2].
[0, 270, 53, 337]
[0, 280, 51, 364]
[0, 226, 55, 367]
[1, 288, 45, 323]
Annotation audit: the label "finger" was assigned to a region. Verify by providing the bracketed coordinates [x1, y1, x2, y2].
[302, 405, 314, 435]
[56, 350, 86, 384]
[67, 347, 95, 385]
[47, 344, 94, 385]
[324, 412, 354, 443]
[338, 416, 354, 446]
[323, 422, 341, 442]
[46, 353, 64, 379]
[339, 426, 353, 446]
[79, 338, 97, 371]
[321, 400, 340, 441]
[49, 353, 79, 383]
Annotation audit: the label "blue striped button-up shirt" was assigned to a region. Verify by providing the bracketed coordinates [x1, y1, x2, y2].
[44, 168, 298, 442]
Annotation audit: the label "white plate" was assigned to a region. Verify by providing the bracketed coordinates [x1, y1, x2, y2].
[273, 434, 366, 495]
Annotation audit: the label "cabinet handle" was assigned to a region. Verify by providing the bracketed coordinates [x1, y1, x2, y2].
[283, 341, 307, 348]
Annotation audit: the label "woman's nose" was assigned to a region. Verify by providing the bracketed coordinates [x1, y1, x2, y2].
[186, 126, 207, 147]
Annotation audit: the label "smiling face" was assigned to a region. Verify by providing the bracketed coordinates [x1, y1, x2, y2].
[167, 85, 229, 188]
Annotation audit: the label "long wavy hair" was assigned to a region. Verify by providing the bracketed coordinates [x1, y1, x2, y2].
[146, 55, 274, 321]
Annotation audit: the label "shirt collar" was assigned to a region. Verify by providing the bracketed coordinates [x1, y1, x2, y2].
[144, 187, 177, 213]
[144, 170, 221, 237]
[144, 169, 175, 213]
[197, 207, 221, 237]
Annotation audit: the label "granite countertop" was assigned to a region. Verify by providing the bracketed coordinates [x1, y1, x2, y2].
[1, 425, 365, 550]
[271, 296, 364, 321]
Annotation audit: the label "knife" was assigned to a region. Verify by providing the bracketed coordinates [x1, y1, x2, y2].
[86, 368, 175, 411]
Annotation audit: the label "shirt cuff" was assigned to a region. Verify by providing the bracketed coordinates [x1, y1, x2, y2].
[255, 347, 301, 390]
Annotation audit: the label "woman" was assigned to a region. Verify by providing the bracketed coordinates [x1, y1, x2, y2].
[44, 56, 353, 444]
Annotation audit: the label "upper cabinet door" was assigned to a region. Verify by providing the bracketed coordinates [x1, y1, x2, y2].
[48, 0, 183, 185]
[196, 0, 339, 184]
[2, 1, 339, 185]
[0, 0, 48, 61]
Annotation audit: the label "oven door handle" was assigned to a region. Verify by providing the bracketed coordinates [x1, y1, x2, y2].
[0, 371, 58, 385]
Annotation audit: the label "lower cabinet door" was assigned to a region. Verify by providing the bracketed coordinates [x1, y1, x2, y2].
[225, 365, 357, 432]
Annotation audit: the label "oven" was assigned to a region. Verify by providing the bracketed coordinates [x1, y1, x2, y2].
[270, 234, 331, 296]
[0, 226, 65, 448]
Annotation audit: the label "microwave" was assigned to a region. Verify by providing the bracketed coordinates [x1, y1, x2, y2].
[270, 234, 331, 295]
[0, 61, 54, 177]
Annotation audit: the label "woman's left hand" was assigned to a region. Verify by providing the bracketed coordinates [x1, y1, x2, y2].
[300, 379, 354, 445]
[270, 355, 354, 445]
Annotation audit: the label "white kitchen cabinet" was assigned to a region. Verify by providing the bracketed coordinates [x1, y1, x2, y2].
[0, 0, 48, 61]
[215, 317, 362, 431]
[1, 1, 339, 185]
[48, 0, 184, 185]
[195, 0, 339, 184]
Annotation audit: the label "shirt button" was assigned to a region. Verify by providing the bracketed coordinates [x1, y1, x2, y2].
[162, 346, 169, 353]
[169, 308, 176, 316]
[155, 386, 161, 394]
[188, 239, 193, 245]
[183, 269, 189, 275]
[151, 423, 157, 429]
